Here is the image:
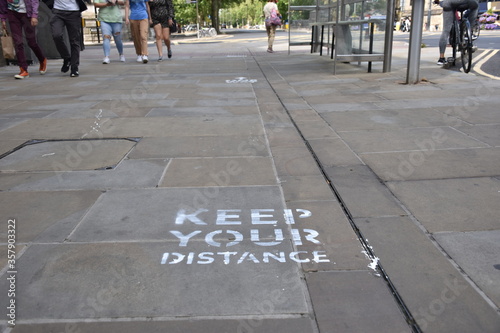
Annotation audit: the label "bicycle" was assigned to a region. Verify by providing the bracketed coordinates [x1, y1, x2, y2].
[198, 27, 217, 38]
[447, 6, 475, 73]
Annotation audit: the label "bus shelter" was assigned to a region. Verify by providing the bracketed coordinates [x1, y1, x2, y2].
[288, 0, 395, 74]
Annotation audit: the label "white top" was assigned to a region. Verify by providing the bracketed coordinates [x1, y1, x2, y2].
[263, 2, 278, 19]
[54, 0, 80, 11]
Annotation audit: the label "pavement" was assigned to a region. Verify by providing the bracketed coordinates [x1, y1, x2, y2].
[0, 30, 499, 333]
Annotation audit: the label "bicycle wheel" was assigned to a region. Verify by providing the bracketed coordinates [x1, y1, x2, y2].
[460, 20, 472, 73]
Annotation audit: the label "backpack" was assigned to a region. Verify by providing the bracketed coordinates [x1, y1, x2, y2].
[266, 8, 282, 27]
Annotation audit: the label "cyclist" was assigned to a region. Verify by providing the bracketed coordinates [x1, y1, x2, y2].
[435, 0, 478, 65]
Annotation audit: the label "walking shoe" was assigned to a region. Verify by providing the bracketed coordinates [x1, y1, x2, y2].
[14, 68, 29, 79]
[136, 55, 143, 63]
[39, 58, 47, 75]
[70, 67, 79, 77]
[142, 55, 148, 63]
[437, 57, 446, 65]
[158, 56, 163, 62]
[103, 56, 110, 64]
[167, 49, 172, 58]
[120, 54, 126, 62]
[267, 48, 274, 53]
[61, 58, 70, 73]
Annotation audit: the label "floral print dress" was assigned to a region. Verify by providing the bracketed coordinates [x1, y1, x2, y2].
[149, 0, 175, 28]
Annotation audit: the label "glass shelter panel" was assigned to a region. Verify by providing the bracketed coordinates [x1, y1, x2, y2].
[289, 0, 388, 58]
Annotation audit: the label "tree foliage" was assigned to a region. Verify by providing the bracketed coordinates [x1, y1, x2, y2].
[173, 0, 288, 29]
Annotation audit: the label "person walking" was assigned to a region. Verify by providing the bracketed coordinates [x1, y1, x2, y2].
[94, 0, 126, 64]
[263, 0, 280, 53]
[50, 0, 87, 77]
[148, 0, 175, 61]
[0, 0, 47, 79]
[125, 0, 151, 63]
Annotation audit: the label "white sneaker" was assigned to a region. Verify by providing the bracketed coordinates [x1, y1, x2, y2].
[136, 55, 143, 63]
[142, 55, 148, 63]
[103, 56, 110, 64]
[120, 55, 126, 62]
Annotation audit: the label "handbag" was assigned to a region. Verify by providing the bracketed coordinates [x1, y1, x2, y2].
[1, 29, 15, 60]
[266, 8, 282, 27]
[41, 0, 54, 10]
[77, 0, 88, 12]
[169, 18, 178, 33]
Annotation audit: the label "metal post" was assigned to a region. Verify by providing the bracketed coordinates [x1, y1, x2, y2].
[383, 0, 395, 72]
[196, 0, 200, 38]
[406, 0, 425, 84]
[427, 0, 433, 30]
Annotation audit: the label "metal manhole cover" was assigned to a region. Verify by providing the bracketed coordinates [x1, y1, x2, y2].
[0, 139, 139, 172]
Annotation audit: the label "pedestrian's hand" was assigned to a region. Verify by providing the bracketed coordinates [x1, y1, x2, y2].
[1, 20, 7, 31]
[125, 18, 129, 25]
[31, 17, 38, 27]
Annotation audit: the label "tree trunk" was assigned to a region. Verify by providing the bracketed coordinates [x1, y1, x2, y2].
[211, 0, 220, 33]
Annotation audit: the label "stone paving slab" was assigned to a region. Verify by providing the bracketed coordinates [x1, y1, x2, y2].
[0, 140, 136, 172]
[387, 177, 500, 233]
[362, 147, 500, 181]
[286, 201, 369, 271]
[0, 242, 308, 319]
[0, 118, 114, 141]
[320, 108, 463, 131]
[160, 157, 277, 187]
[293, 120, 340, 140]
[147, 105, 258, 117]
[270, 146, 323, 177]
[456, 123, 500, 147]
[324, 165, 406, 218]
[341, 126, 487, 153]
[356, 216, 500, 333]
[434, 230, 500, 308]
[280, 175, 336, 202]
[68, 187, 285, 243]
[266, 127, 307, 148]
[0, 159, 168, 191]
[0, 191, 101, 243]
[0, 109, 54, 119]
[0, 140, 25, 156]
[306, 271, 411, 333]
[288, 109, 326, 122]
[86, 116, 265, 139]
[10, 317, 316, 333]
[128, 135, 269, 159]
[0, 119, 26, 133]
[308, 138, 363, 167]
[42, 108, 120, 120]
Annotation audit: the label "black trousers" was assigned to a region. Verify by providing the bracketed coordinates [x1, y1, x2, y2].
[50, 9, 82, 70]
